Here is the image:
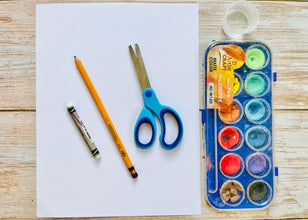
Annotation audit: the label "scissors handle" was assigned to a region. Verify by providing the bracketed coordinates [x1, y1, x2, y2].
[134, 107, 156, 149]
[134, 88, 183, 150]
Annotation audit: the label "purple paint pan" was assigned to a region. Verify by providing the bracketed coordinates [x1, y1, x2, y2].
[246, 153, 270, 177]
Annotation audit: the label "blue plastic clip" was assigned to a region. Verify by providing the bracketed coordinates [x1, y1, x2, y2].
[201, 109, 206, 123]
[273, 72, 277, 82]
[275, 166, 279, 176]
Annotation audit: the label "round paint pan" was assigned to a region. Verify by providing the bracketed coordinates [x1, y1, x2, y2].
[220, 180, 245, 206]
[219, 100, 243, 124]
[246, 152, 271, 178]
[233, 73, 243, 96]
[245, 99, 270, 124]
[245, 126, 271, 151]
[245, 44, 270, 70]
[246, 180, 272, 206]
[219, 153, 244, 178]
[244, 72, 270, 97]
[218, 126, 244, 151]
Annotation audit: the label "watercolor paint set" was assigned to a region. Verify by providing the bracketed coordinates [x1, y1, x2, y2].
[203, 41, 278, 209]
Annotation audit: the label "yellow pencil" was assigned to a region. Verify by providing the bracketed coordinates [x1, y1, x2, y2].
[74, 56, 138, 179]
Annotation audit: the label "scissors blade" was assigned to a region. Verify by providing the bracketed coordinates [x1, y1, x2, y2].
[129, 44, 151, 91]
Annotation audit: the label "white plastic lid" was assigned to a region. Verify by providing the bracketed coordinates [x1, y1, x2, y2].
[223, 0, 259, 38]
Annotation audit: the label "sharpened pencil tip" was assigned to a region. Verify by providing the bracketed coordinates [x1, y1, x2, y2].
[74, 56, 79, 62]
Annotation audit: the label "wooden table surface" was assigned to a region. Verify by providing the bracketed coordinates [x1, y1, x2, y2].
[0, 0, 307, 219]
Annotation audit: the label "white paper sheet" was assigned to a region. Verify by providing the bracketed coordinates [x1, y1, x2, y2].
[36, 3, 200, 217]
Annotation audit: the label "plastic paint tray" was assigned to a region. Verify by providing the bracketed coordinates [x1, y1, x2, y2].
[203, 41, 277, 209]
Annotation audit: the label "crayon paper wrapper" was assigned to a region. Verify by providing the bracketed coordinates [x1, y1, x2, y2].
[206, 45, 245, 109]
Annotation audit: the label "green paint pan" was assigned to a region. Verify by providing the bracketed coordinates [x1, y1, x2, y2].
[245, 45, 269, 70]
[244, 73, 267, 96]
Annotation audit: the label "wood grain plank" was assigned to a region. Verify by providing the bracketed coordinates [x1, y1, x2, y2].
[0, 1, 307, 110]
[0, 112, 36, 218]
[0, 111, 307, 219]
[0, 1, 36, 110]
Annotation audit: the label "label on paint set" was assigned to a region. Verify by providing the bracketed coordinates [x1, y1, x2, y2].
[204, 41, 274, 210]
[206, 44, 245, 110]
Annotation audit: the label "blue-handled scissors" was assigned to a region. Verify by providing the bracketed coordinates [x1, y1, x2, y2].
[129, 44, 183, 150]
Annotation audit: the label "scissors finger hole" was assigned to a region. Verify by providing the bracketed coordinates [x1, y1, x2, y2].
[162, 112, 180, 145]
[138, 123, 154, 145]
